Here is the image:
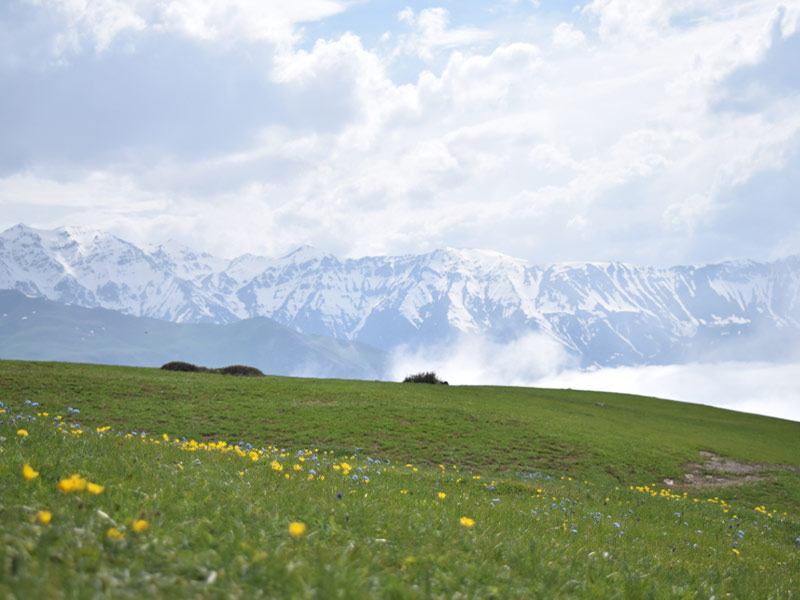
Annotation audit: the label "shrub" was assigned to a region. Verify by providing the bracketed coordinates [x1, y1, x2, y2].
[216, 365, 265, 377]
[161, 361, 202, 372]
[160, 362, 264, 377]
[402, 371, 448, 385]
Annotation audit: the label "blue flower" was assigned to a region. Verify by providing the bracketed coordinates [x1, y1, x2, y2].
[613, 522, 621, 529]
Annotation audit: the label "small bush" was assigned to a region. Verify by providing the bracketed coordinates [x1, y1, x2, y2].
[402, 371, 448, 385]
[161, 361, 202, 373]
[216, 365, 265, 377]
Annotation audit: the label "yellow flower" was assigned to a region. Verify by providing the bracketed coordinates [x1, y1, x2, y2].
[733, 548, 740, 555]
[293, 464, 302, 471]
[288, 522, 307, 538]
[57, 474, 87, 493]
[400, 489, 408, 495]
[70, 474, 87, 492]
[57, 478, 75, 493]
[460, 516, 475, 528]
[132, 519, 149, 533]
[17, 429, 28, 437]
[106, 527, 126, 540]
[87, 482, 104, 494]
[438, 492, 446, 500]
[23, 463, 39, 481]
[270, 460, 283, 472]
[38, 510, 52, 525]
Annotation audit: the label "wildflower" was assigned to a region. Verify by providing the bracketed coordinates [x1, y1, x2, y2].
[613, 522, 621, 529]
[87, 482, 104, 495]
[270, 460, 283, 472]
[733, 548, 740, 555]
[17, 429, 28, 437]
[38, 510, 52, 525]
[107, 527, 126, 540]
[288, 522, 307, 538]
[460, 516, 475, 528]
[23, 463, 39, 481]
[57, 474, 87, 493]
[132, 520, 149, 533]
[438, 492, 446, 500]
[337, 491, 343, 499]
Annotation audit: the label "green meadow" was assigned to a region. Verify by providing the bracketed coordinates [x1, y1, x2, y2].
[1, 360, 799, 598]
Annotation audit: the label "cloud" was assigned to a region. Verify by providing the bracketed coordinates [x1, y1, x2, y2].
[551, 22, 586, 49]
[2, 1, 799, 266]
[394, 7, 493, 61]
[389, 329, 800, 423]
[714, 9, 800, 112]
[389, 331, 578, 386]
[533, 361, 800, 423]
[27, 0, 355, 54]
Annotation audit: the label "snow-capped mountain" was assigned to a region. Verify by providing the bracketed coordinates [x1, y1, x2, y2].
[2, 223, 799, 367]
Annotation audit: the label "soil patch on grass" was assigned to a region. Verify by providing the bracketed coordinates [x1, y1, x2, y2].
[665, 450, 798, 489]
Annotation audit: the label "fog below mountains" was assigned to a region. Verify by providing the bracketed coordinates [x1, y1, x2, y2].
[390, 333, 800, 423]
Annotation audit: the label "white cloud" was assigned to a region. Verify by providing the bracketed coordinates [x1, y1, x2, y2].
[533, 361, 800, 423]
[394, 7, 493, 61]
[27, 0, 354, 54]
[390, 332, 577, 386]
[3, 0, 800, 265]
[552, 22, 586, 49]
[390, 332, 800, 423]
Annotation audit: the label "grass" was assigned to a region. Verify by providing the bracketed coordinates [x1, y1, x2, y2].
[1, 360, 799, 598]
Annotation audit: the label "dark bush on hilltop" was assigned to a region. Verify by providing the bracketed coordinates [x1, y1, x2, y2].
[161, 361, 204, 373]
[160, 362, 264, 377]
[216, 365, 264, 377]
[402, 371, 448, 385]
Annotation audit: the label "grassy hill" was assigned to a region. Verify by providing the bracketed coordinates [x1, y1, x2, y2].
[1, 359, 799, 598]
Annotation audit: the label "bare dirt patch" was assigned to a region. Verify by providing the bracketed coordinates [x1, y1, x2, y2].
[663, 450, 796, 490]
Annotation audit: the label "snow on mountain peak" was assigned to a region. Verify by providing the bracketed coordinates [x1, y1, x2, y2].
[1, 224, 799, 367]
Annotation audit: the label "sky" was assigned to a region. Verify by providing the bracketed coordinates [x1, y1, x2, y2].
[1, 0, 799, 266]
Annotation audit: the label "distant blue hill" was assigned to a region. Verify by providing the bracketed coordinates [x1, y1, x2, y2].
[0, 290, 388, 380]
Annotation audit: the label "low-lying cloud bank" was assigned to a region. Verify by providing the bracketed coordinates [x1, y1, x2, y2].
[389, 332, 578, 386]
[390, 334, 800, 423]
[533, 362, 800, 424]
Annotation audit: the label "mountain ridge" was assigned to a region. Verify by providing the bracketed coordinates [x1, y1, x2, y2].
[2, 223, 798, 367]
[0, 289, 388, 379]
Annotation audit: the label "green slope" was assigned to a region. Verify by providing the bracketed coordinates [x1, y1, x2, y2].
[0, 290, 388, 379]
[2, 359, 798, 511]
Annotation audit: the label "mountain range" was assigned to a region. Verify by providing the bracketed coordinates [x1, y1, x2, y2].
[1, 223, 799, 371]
